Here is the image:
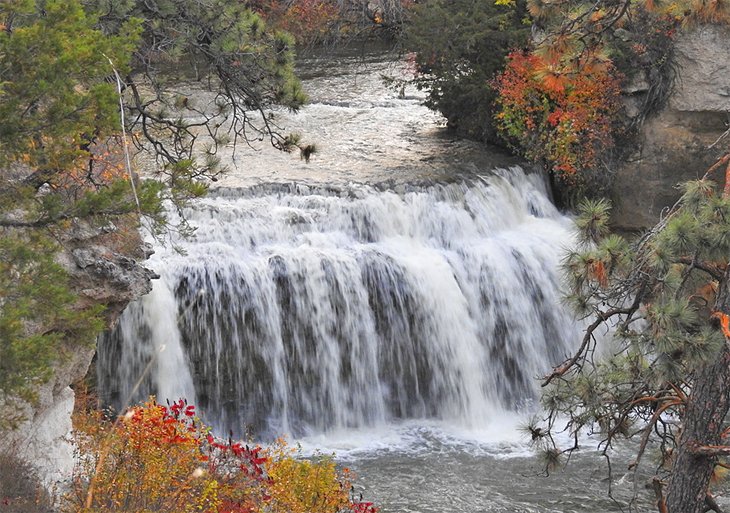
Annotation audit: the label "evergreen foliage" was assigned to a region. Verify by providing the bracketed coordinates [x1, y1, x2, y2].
[88, 0, 307, 184]
[0, 0, 140, 425]
[0, 234, 103, 420]
[537, 156, 730, 511]
[0, 0, 307, 423]
[401, 0, 530, 144]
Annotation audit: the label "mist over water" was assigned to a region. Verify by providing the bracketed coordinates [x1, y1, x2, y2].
[97, 49, 652, 512]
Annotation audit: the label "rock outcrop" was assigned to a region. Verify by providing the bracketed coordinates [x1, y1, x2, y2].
[611, 24, 730, 230]
[0, 218, 155, 493]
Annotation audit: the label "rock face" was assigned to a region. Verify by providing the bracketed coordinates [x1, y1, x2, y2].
[0, 218, 155, 494]
[611, 24, 730, 231]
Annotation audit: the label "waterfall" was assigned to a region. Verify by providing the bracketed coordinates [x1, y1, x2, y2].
[97, 167, 579, 438]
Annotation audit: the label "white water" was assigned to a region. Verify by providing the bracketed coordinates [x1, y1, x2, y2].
[94, 50, 659, 512]
[98, 168, 579, 440]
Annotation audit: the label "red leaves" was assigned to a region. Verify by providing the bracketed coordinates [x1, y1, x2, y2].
[494, 50, 622, 181]
[257, 0, 341, 44]
[351, 501, 378, 513]
[589, 259, 609, 288]
[73, 398, 373, 513]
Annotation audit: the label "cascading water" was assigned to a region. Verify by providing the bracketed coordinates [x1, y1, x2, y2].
[98, 168, 579, 438]
[94, 50, 644, 513]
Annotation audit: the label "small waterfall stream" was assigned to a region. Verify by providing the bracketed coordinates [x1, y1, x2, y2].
[98, 169, 579, 438]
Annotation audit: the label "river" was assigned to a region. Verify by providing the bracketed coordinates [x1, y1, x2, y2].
[98, 49, 659, 512]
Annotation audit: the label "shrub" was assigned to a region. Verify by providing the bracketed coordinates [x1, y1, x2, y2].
[402, 0, 531, 144]
[65, 398, 372, 513]
[494, 51, 623, 189]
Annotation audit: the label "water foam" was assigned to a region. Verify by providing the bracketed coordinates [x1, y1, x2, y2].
[98, 167, 579, 442]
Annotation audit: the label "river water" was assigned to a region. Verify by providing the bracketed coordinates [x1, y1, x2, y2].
[98, 49, 659, 511]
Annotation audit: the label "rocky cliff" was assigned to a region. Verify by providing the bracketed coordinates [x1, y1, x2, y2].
[0, 218, 155, 492]
[612, 24, 730, 230]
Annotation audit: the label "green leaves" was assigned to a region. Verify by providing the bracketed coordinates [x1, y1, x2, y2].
[0, 234, 103, 424]
[0, 0, 141, 170]
[402, 0, 530, 143]
[575, 198, 612, 244]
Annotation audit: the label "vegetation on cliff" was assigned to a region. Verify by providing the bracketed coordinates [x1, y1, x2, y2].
[65, 398, 375, 513]
[403, 0, 728, 201]
[0, 0, 303, 423]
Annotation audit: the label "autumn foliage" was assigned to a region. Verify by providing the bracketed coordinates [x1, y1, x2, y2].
[494, 51, 622, 182]
[65, 399, 375, 513]
[269, 0, 342, 44]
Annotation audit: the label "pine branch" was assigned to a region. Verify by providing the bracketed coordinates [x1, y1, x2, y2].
[689, 444, 730, 456]
[702, 153, 730, 182]
[542, 306, 634, 386]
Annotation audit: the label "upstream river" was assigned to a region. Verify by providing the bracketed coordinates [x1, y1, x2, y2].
[99, 49, 666, 512]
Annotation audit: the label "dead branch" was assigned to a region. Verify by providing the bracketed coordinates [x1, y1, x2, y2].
[542, 307, 633, 387]
[689, 444, 730, 456]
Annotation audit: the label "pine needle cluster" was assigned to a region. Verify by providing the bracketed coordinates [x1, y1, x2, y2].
[539, 169, 730, 499]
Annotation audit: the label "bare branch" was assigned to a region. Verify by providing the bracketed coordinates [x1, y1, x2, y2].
[542, 307, 634, 387]
[689, 444, 730, 457]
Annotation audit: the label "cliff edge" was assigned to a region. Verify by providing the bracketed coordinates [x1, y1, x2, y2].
[612, 24, 730, 230]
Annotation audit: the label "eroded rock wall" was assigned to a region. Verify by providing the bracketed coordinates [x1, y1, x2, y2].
[611, 24, 730, 230]
[0, 219, 155, 493]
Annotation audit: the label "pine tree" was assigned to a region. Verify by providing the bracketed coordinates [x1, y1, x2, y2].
[0, 0, 307, 425]
[537, 155, 730, 512]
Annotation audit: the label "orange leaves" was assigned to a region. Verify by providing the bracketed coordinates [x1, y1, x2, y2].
[589, 259, 609, 288]
[494, 50, 622, 180]
[68, 398, 369, 513]
[266, 0, 341, 44]
[711, 311, 730, 339]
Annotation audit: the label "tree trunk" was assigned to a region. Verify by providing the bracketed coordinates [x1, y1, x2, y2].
[665, 268, 730, 513]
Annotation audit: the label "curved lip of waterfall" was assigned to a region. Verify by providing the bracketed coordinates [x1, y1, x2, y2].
[291, 417, 617, 464]
[204, 165, 539, 199]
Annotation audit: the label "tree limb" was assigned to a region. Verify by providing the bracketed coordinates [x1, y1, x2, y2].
[676, 256, 726, 281]
[653, 477, 669, 513]
[542, 307, 633, 387]
[689, 444, 730, 457]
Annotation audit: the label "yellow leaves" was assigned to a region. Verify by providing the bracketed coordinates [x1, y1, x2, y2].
[495, 0, 516, 6]
[68, 400, 359, 513]
[264, 440, 351, 513]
